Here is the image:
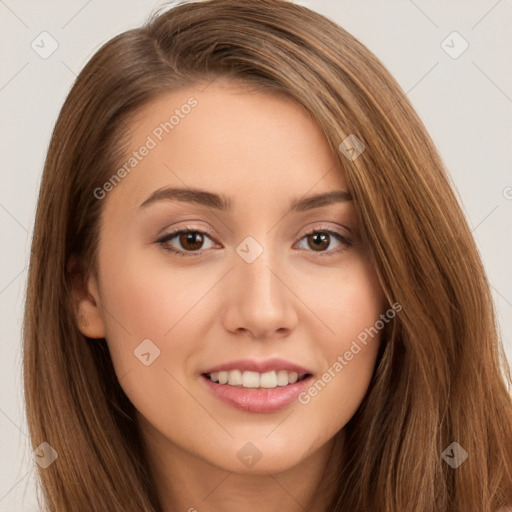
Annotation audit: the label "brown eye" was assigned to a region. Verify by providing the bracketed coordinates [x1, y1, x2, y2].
[306, 232, 330, 251]
[295, 227, 352, 256]
[157, 228, 216, 257]
[178, 231, 204, 251]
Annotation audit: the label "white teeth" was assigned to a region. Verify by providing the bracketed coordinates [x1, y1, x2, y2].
[207, 369, 306, 388]
[228, 369, 242, 386]
[242, 371, 260, 388]
[260, 371, 277, 388]
[276, 370, 289, 386]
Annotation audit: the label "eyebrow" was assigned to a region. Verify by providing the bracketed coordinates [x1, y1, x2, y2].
[139, 186, 353, 212]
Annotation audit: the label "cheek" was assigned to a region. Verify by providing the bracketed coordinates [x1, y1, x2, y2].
[96, 243, 227, 404]
[303, 251, 386, 349]
[95, 244, 189, 375]
[99, 245, 210, 340]
[329, 256, 386, 371]
[296, 255, 385, 428]
[96, 249, 206, 430]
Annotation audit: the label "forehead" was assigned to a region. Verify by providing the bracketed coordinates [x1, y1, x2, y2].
[102, 78, 350, 215]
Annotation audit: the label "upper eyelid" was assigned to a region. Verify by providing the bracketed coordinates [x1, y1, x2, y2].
[159, 222, 350, 239]
[159, 227, 220, 245]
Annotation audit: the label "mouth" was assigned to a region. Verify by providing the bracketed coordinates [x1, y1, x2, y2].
[199, 362, 314, 413]
[202, 369, 312, 389]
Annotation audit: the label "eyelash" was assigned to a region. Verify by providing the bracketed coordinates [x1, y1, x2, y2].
[156, 224, 353, 259]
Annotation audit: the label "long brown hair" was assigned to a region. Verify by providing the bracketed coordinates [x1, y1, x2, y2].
[23, 0, 512, 510]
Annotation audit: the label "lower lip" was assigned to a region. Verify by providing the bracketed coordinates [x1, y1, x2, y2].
[200, 374, 313, 413]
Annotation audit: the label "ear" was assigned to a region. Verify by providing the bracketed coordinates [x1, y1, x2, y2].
[67, 255, 106, 339]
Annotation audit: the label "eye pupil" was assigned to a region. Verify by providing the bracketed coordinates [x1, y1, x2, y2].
[309, 232, 329, 251]
[180, 232, 203, 250]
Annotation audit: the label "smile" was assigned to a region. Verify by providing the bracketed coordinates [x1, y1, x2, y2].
[200, 366, 314, 414]
[205, 369, 309, 388]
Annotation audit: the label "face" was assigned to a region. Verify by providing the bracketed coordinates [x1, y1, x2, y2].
[76, 79, 387, 476]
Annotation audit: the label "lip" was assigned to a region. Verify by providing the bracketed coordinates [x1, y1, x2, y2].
[201, 357, 312, 375]
[200, 373, 313, 413]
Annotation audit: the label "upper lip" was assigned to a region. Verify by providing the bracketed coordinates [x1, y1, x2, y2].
[202, 358, 313, 376]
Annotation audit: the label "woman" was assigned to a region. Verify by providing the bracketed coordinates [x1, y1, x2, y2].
[23, 0, 512, 510]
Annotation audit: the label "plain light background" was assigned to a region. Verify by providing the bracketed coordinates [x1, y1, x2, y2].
[1, 1, 511, 510]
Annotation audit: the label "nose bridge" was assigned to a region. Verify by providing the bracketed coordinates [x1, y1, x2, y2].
[236, 234, 282, 305]
[223, 233, 297, 337]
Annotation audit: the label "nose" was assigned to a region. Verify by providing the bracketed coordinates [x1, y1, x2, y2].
[221, 244, 298, 340]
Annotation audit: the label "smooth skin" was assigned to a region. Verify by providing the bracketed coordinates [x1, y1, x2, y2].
[74, 78, 388, 512]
